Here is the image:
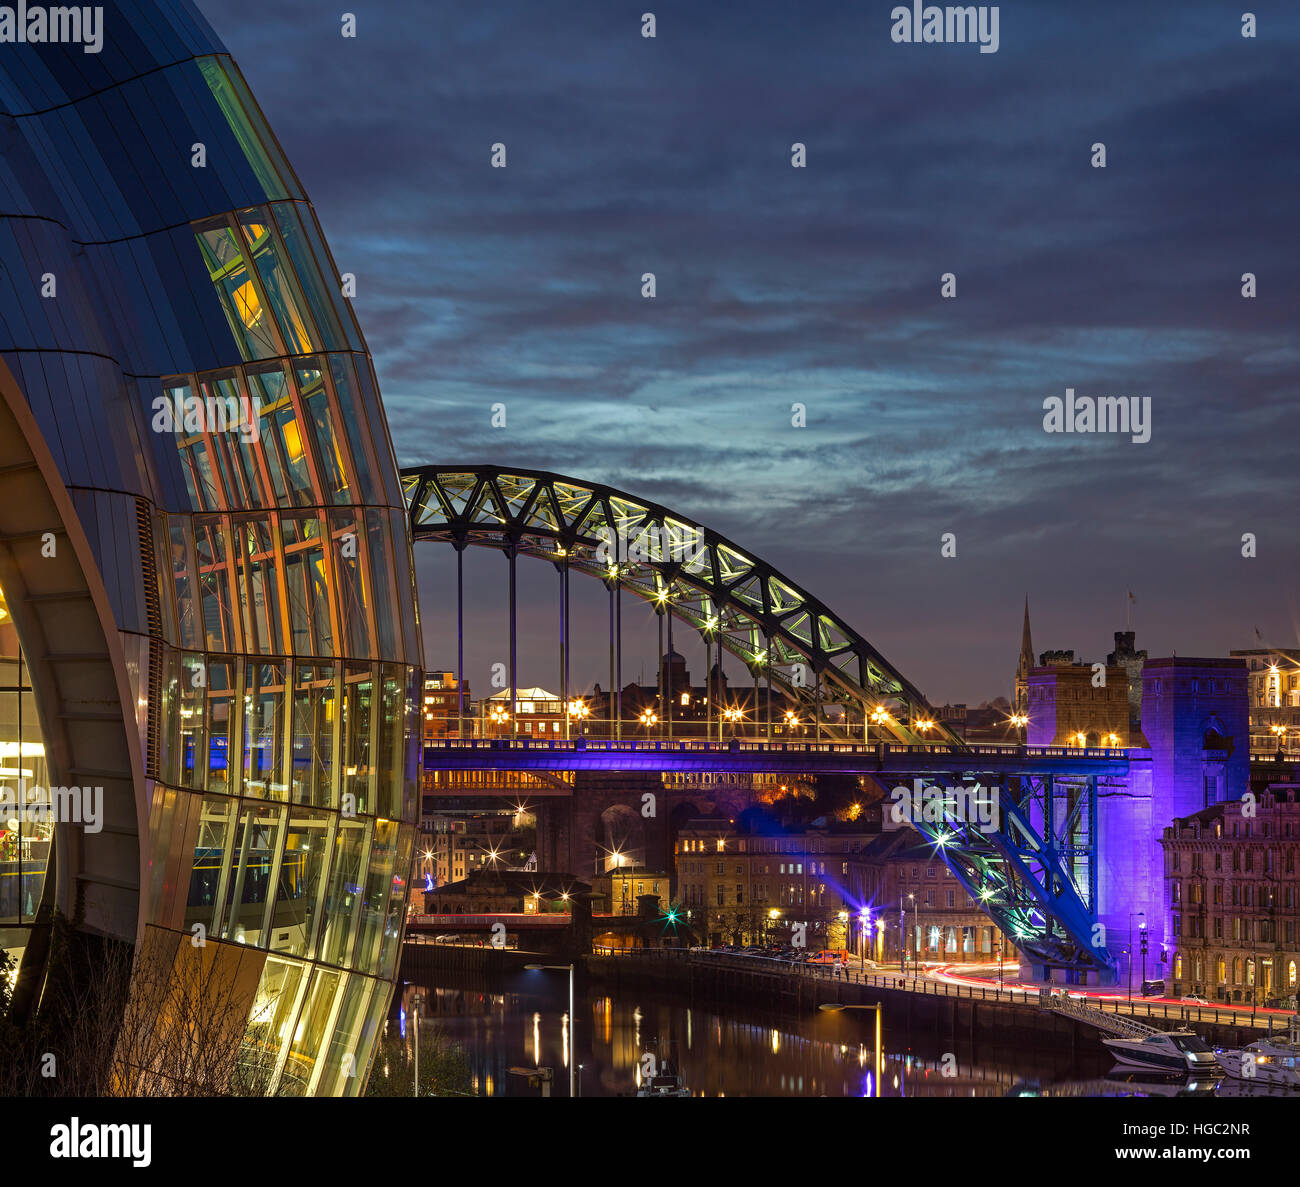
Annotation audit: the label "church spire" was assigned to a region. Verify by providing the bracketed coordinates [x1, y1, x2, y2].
[1014, 596, 1034, 716]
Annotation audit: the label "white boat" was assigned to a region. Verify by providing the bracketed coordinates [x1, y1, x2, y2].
[1103, 1030, 1219, 1074]
[1213, 1037, 1300, 1088]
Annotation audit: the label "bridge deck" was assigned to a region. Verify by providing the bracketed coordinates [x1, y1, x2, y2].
[422, 739, 1130, 777]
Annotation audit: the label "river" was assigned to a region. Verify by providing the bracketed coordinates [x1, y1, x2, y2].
[379, 972, 1219, 1098]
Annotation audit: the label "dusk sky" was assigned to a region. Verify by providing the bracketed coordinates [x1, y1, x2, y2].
[204, 0, 1299, 706]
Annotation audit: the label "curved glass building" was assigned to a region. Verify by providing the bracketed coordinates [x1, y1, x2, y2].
[0, 1, 422, 1094]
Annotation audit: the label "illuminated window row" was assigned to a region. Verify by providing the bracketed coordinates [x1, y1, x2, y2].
[163, 352, 387, 514]
[194, 203, 362, 366]
[157, 503, 417, 665]
[148, 783, 412, 982]
[156, 647, 419, 822]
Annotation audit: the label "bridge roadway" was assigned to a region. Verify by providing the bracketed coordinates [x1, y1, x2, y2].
[422, 738, 1130, 778]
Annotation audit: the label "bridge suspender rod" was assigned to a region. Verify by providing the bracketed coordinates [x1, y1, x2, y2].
[509, 545, 517, 739]
[703, 630, 711, 744]
[716, 634, 723, 744]
[657, 609, 664, 738]
[560, 561, 568, 738]
[615, 579, 622, 739]
[456, 544, 464, 740]
[666, 604, 674, 740]
[608, 581, 615, 739]
[564, 563, 571, 715]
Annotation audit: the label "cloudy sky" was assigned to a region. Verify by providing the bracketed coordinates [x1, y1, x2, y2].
[203, 0, 1299, 706]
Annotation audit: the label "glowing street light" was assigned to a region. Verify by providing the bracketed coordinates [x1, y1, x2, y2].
[817, 1002, 883, 1096]
[525, 963, 577, 1097]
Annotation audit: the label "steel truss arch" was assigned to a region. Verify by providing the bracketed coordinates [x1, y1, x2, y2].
[401, 464, 961, 745]
[403, 464, 1125, 981]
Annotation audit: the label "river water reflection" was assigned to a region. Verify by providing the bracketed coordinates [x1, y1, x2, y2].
[393, 974, 1213, 1098]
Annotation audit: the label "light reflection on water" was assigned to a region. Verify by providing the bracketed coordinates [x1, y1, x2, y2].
[395, 977, 1171, 1098]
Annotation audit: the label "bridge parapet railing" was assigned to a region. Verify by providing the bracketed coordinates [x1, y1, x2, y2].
[422, 737, 1129, 760]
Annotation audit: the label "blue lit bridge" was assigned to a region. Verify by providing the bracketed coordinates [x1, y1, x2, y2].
[404, 465, 1131, 984]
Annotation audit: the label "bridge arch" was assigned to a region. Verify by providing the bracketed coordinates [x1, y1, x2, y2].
[402, 465, 960, 745]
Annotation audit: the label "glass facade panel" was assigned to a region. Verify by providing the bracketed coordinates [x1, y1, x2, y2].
[234, 516, 285, 655]
[379, 666, 404, 819]
[291, 662, 336, 807]
[317, 817, 370, 969]
[272, 204, 349, 351]
[219, 800, 287, 946]
[279, 965, 341, 1096]
[168, 518, 202, 650]
[313, 973, 375, 1097]
[243, 661, 287, 799]
[206, 658, 237, 794]
[353, 818, 397, 973]
[239, 956, 305, 1093]
[195, 218, 280, 361]
[341, 663, 375, 815]
[300, 364, 351, 503]
[179, 652, 207, 789]
[268, 807, 333, 958]
[249, 364, 313, 507]
[185, 794, 237, 937]
[282, 513, 333, 656]
[195, 515, 236, 652]
[237, 209, 317, 355]
[331, 511, 371, 657]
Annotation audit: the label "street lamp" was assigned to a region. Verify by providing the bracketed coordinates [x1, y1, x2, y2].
[1128, 911, 1145, 1001]
[867, 705, 890, 744]
[1139, 918, 1149, 993]
[410, 989, 423, 1098]
[489, 703, 510, 735]
[908, 892, 921, 977]
[525, 963, 577, 1098]
[1009, 713, 1028, 745]
[817, 1003, 883, 1096]
[567, 698, 590, 740]
[638, 708, 658, 734]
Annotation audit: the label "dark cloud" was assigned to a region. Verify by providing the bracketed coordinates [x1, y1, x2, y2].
[202, 0, 1300, 703]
